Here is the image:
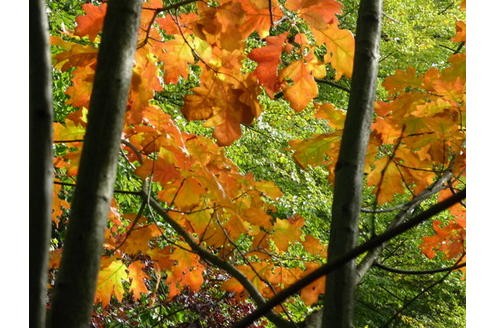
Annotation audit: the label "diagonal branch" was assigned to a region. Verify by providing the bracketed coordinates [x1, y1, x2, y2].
[373, 261, 465, 275]
[232, 188, 465, 328]
[355, 171, 453, 282]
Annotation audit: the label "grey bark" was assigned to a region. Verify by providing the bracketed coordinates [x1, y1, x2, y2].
[49, 1, 143, 327]
[322, 0, 382, 327]
[30, 1, 53, 327]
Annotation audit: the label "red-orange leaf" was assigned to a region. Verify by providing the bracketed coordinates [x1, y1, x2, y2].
[248, 33, 288, 97]
[75, 3, 108, 41]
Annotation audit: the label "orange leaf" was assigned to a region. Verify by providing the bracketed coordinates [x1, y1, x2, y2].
[155, 36, 195, 83]
[314, 103, 346, 130]
[281, 60, 318, 111]
[128, 261, 150, 300]
[75, 3, 108, 41]
[300, 263, 325, 305]
[452, 21, 466, 43]
[120, 223, 162, 254]
[382, 67, 421, 94]
[367, 157, 405, 204]
[286, 0, 342, 30]
[166, 246, 205, 299]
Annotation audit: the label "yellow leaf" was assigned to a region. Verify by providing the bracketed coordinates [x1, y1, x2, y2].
[95, 259, 128, 307]
[312, 24, 354, 80]
[270, 215, 305, 251]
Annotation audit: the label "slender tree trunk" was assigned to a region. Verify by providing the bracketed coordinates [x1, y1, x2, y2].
[49, 1, 143, 327]
[322, 0, 382, 327]
[30, 1, 53, 327]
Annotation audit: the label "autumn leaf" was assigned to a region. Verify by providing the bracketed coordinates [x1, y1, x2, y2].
[270, 215, 305, 251]
[452, 21, 466, 43]
[166, 246, 205, 299]
[128, 261, 150, 300]
[366, 157, 405, 204]
[314, 103, 346, 130]
[75, 3, 108, 41]
[286, 0, 342, 30]
[280, 59, 319, 111]
[312, 24, 354, 80]
[382, 67, 422, 94]
[120, 223, 162, 254]
[420, 219, 465, 260]
[95, 259, 129, 308]
[155, 36, 195, 84]
[248, 33, 288, 97]
[300, 263, 325, 305]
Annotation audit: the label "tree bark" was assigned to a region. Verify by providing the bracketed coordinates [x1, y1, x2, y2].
[49, 1, 143, 327]
[322, 0, 382, 327]
[30, 1, 53, 327]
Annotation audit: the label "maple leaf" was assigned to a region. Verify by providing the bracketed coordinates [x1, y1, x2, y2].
[155, 36, 195, 84]
[302, 235, 327, 257]
[75, 3, 108, 41]
[280, 59, 319, 111]
[248, 33, 288, 97]
[65, 66, 95, 108]
[156, 13, 198, 36]
[270, 215, 305, 251]
[95, 259, 129, 308]
[128, 261, 150, 300]
[239, 0, 284, 38]
[312, 24, 354, 80]
[420, 219, 465, 260]
[290, 132, 341, 168]
[286, 0, 342, 30]
[51, 36, 98, 72]
[166, 246, 205, 299]
[52, 184, 70, 227]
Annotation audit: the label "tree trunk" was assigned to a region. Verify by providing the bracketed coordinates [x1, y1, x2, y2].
[322, 0, 382, 327]
[49, 1, 143, 327]
[30, 1, 53, 327]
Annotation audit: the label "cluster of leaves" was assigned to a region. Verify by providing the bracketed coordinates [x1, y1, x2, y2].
[48, 0, 466, 325]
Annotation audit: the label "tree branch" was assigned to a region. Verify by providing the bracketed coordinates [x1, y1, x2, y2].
[355, 171, 453, 282]
[373, 260, 465, 275]
[233, 188, 465, 328]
